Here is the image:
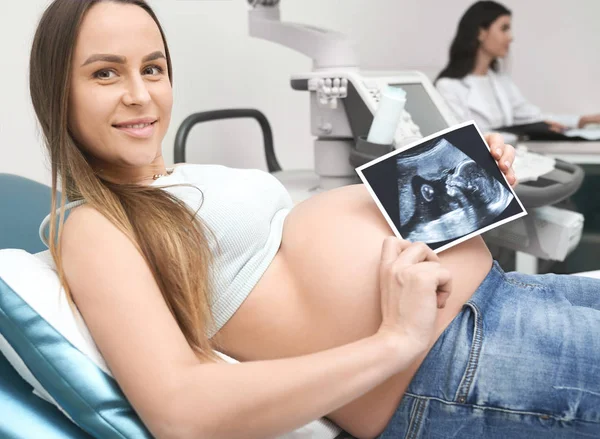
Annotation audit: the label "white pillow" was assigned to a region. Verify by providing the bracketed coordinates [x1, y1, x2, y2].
[0, 248, 341, 439]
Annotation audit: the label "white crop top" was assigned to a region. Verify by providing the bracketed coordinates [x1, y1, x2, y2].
[152, 165, 293, 336]
[40, 165, 293, 337]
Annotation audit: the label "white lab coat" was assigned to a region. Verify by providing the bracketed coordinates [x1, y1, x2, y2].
[436, 71, 580, 134]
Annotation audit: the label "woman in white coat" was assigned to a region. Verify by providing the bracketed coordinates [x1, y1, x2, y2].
[435, 1, 600, 135]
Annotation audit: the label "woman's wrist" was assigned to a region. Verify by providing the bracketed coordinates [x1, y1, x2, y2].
[372, 327, 428, 371]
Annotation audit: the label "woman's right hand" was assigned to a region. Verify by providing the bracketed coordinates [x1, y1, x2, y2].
[377, 237, 452, 354]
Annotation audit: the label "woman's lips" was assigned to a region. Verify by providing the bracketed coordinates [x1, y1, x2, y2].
[113, 120, 157, 138]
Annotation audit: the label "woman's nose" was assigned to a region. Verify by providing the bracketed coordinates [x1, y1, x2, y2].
[122, 75, 151, 106]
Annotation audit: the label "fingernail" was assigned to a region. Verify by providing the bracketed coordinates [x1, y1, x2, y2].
[496, 148, 502, 156]
[504, 161, 511, 168]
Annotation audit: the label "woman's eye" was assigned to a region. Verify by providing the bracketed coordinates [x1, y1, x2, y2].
[143, 65, 163, 76]
[93, 69, 116, 80]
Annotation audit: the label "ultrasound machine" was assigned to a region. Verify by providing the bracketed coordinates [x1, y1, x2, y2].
[175, 0, 586, 268]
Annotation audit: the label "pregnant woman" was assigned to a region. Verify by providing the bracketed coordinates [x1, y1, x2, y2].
[29, 0, 600, 438]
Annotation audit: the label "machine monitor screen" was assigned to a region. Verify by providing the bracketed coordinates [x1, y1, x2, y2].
[390, 83, 449, 137]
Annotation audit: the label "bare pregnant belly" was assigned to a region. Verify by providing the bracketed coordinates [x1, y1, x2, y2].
[216, 184, 493, 438]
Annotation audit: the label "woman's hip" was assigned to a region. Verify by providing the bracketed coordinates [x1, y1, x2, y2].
[379, 263, 600, 438]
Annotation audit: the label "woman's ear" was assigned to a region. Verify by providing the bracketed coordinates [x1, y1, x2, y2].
[478, 28, 487, 44]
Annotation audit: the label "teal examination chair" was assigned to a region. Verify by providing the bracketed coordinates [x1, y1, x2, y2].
[0, 173, 92, 438]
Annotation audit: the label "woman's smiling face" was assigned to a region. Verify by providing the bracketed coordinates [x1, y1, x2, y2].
[68, 1, 173, 175]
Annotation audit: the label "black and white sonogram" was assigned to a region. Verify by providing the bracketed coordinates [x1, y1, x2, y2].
[397, 138, 513, 243]
[356, 121, 526, 253]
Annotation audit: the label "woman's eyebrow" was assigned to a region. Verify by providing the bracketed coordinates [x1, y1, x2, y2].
[81, 51, 165, 67]
[81, 53, 126, 67]
[142, 51, 166, 63]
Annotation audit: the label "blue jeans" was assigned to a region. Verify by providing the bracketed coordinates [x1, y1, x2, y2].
[378, 262, 600, 438]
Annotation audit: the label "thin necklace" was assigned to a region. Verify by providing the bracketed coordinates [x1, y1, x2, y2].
[152, 168, 174, 180]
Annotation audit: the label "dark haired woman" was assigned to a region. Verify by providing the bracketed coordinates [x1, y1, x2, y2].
[436, 1, 600, 135]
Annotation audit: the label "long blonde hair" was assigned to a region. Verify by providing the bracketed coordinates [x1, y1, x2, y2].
[30, 0, 219, 361]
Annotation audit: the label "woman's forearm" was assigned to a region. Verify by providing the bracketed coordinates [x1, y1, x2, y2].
[163, 331, 418, 439]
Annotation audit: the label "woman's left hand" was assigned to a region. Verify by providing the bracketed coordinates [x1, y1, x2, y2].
[485, 133, 517, 187]
[578, 114, 600, 128]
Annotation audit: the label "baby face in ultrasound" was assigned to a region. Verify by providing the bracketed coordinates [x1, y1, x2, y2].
[397, 138, 513, 244]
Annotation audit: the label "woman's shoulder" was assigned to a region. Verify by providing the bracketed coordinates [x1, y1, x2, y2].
[58, 200, 162, 293]
[58, 203, 132, 279]
[61, 204, 121, 248]
[436, 76, 462, 86]
[435, 76, 468, 96]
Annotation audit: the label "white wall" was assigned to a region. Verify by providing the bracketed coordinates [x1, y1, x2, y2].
[2, 0, 599, 185]
[0, 0, 54, 184]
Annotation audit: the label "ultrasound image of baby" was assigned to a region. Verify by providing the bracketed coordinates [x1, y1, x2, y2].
[397, 138, 513, 244]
